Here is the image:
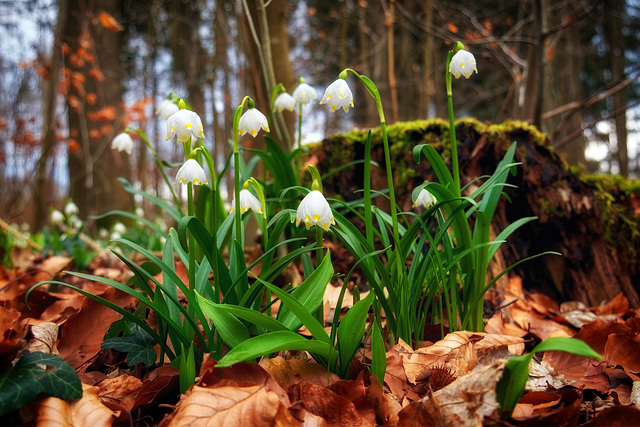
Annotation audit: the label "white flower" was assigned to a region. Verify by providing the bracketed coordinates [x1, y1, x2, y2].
[99, 228, 109, 239]
[166, 109, 205, 143]
[273, 93, 296, 112]
[175, 159, 208, 185]
[414, 188, 437, 209]
[156, 99, 179, 119]
[296, 190, 335, 231]
[134, 207, 144, 217]
[50, 209, 64, 224]
[110, 231, 122, 240]
[111, 132, 134, 155]
[230, 189, 262, 214]
[449, 49, 477, 79]
[320, 79, 354, 113]
[64, 202, 79, 216]
[292, 82, 317, 105]
[238, 108, 269, 137]
[70, 215, 83, 230]
[113, 222, 127, 235]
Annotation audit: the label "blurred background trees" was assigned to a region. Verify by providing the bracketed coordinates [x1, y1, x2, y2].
[0, 0, 638, 232]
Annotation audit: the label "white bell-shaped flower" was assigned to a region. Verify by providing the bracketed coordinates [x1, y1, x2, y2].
[113, 222, 127, 235]
[296, 190, 335, 231]
[273, 93, 296, 112]
[292, 82, 317, 105]
[50, 209, 64, 224]
[320, 79, 354, 113]
[413, 188, 437, 209]
[230, 189, 262, 214]
[111, 132, 134, 155]
[174, 159, 208, 186]
[449, 49, 478, 79]
[238, 108, 270, 137]
[166, 109, 205, 143]
[64, 201, 79, 216]
[156, 100, 179, 119]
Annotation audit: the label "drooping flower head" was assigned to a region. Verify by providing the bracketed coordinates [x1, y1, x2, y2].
[166, 109, 205, 143]
[156, 99, 179, 119]
[238, 108, 269, 137]
[413, 188, 437, 209]
[320, 79, 354, 113]
[273, 93, 296, 112]
[111, 132, 134, 155]
[174, 159, 208, 185]
[230, 189, 262, 214]
[50, 209, 64, 224]
[449, 49, 477, 79]
[64, 201, 79, 216]
[113, 222, 127, 235]
[296, 190, 335, 231]
[292, 79, 317, 105]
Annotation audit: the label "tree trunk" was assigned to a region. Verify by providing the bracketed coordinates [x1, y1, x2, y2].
[604, 0, 628, 177]
[64, 0, 131, 229]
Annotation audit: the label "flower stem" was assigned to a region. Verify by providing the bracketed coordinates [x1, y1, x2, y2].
[445, 51, 461, 198]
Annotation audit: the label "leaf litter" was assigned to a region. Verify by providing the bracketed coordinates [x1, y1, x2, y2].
[2, 254, 640, 425]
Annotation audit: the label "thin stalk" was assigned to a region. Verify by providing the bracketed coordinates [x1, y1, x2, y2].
[315, 225, 324, 325]
[445, 51, 461, 198]
[297, 103, 303, 182]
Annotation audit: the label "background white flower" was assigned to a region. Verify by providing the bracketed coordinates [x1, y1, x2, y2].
[64, 201, 79, 216]
[414, 188, 437, 209]
[238, 108, 269, 137]
[296, 190, 335, 231]
[50, 209, 64, 224]
[274, 93, 296, 112]
[111, 132, 134, 155]
[449, 49, 477, 79]
[230, 189, 262, 214]
[156, 99, 179, 119]
[292, 82, 317, 105]
[175, 159, 208, 185]
[320, 79, 354, 113]
[166, 109, 205, 142]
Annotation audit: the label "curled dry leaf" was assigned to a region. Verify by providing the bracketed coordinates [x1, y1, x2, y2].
[36, 383, 116, 427]
[166, 382, 296, 427]
[401, 331, 524, 384]
[25, 322, 59, 355]
[97, 374, 143, 412]
[259, 356, 340, 390]
[288, 381, 369, 426]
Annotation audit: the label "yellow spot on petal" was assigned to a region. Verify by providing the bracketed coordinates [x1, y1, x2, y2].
[313, 214, 320, 221]
[304, 214, 311, 222]
[182, 135, 188, 141]
[327, 94, 331, 99]
[460, 62, 465, 67]
[194, 178, 199, 184]
[251, 130, 257, 136]
[199, 125, 203, 129]
[330, 105, 336, 112]
[199, 131, 203, 137]
[186, 124, 192, 129]
[265, 126, 270, 132]
[171, 126, 175, 131]
[323, 223, 329, 230]
[166, 133, 171, 139]
[257, 208, 262, 213]
[338, 93, 344, 99]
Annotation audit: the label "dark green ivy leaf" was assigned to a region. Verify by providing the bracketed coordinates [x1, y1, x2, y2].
[0, 352, 82, 416]
[101, 327, 157, 367]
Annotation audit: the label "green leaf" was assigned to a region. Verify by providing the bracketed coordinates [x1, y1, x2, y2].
[195, 295, 250, 348]
[336, 292, 374, 377]
[196, 292, 288, 333]
[101, 327, 157, 367]
[371, 315, 386, 384]
[0, 352, 82, 416]
[496, 337, 601, 416]
[216, 331, 336, 368]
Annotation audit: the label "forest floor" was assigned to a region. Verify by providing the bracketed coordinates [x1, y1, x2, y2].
[1, 247, 640, 426]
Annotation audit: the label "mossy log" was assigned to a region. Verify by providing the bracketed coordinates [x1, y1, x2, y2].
[306, 119, 640, 308]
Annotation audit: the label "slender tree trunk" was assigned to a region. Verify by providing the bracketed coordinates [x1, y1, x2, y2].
[604, 0, 628, 177]
[386, 0, 399, 124]
[34, 0, 67, 231]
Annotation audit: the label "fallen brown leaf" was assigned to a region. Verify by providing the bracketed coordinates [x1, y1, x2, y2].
[289, 381, 369, 426]
[36, 383, 116, 427]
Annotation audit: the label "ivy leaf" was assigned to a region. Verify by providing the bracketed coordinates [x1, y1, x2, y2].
[101, 327, 157, 367]
[0, 352, 82, 416]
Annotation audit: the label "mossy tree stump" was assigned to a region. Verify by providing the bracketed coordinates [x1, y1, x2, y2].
[307, 119, 640, 308]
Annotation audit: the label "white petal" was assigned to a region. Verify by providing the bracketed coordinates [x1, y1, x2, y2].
[449, 49, 477, 79]
[231, 189, 262, 214]
[296, 190, 334, 231]
[156, 100, 179, 119]
[174, 159, 208, 186]
[274, 93, 296, 112]
[111, 132, 134, 155]
[320, 79, 354, 113]
[413, 188, 437, 209]
[238, 108, 270, 137]
[166, 109, 205, 142]
[292, 83, 317, 105]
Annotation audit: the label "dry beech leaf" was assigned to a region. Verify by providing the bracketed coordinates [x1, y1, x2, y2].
[167, 382, 295, 427]
[402, 332, 524, 384]
[512, 390, 562, 421]
[26, 322, 59, 355]
[97, 374, 143, 411]
[36, 383, 116, 427]
[97, 11, 124, 32]
[259, 356, 340, 390]
[288, 381, 368, 426]
[398, 357, 507, 427]
[39, 256, 73, 276]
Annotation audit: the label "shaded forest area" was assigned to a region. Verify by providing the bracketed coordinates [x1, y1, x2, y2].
[0, 0, 638, 233]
